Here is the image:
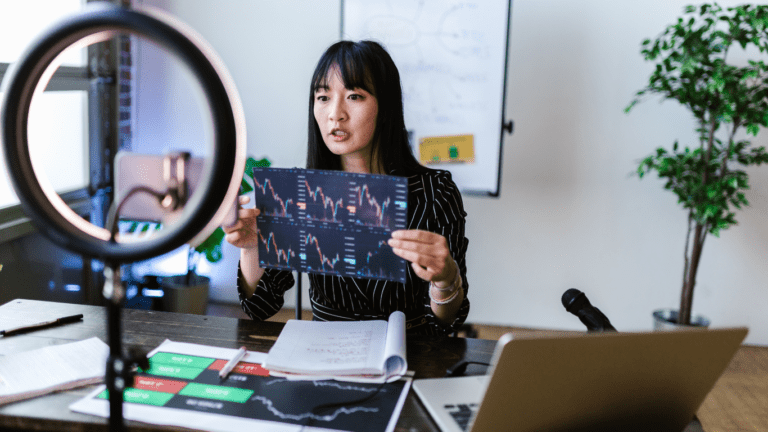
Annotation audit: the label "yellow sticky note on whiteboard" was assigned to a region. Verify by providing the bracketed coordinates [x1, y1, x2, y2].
[419, 134, 475, 165]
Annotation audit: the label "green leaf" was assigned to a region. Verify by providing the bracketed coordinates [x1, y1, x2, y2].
[193, 156, 272, 267]
[194, 227, 225, 263]
[704, 205, 719, 218]
[627, 2, 768, 242]
[239, 157, 271, 194]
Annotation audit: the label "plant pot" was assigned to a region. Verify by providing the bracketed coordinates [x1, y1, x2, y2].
[652, 308, 710, 331]
[157, 274, 210, 315]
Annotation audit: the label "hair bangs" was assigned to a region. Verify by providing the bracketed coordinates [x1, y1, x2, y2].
[312, 47, 374, 95]
[308, 40, 426, 175]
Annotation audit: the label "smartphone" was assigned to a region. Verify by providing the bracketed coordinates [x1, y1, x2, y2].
[114, 151, 238, 228]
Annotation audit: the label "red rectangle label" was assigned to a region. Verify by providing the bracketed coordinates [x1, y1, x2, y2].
[133, 376, 188, 394]
[209, 359, 269, 377]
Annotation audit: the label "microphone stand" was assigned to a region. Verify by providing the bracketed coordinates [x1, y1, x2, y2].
[295, 271, 303, 320]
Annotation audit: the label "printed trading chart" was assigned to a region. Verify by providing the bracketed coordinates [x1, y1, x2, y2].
[70, 341, 411, 432]
[252, 168, 408, 283]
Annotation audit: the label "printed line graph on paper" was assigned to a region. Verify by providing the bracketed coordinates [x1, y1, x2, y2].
[247, 372, 392, 424]
[301, 230, 343, 275]
[257, 220, 297, 270]
[355, 231, 406, 281]
[301, 176, 349, 224]
[351, 183, 407, 230]
[251, 167, 409, 283]
[251, 395, 379, 422]
[252, 169, 300, 218]
[74, 344, 410, 432]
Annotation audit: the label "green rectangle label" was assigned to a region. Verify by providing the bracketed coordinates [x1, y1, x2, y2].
[145, 363, 205, 380]
[97, 388, 174, 406]
[178, 383, 253, 403]
[150, 352, 216, 369]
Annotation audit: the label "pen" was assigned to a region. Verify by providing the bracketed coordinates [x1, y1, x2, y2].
[219, 346, 247, 379]
[0, 314, 84, 336]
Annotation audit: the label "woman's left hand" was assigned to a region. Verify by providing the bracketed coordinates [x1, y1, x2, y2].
[388, 229, 457, 285]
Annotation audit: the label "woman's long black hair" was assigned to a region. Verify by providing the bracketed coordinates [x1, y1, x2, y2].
[306, 40, 426, 175]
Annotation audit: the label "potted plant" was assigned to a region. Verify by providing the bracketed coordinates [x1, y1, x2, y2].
[128, 156, 270, 314]
[626, 3, 768, 326]
[154, 225, 225, 315]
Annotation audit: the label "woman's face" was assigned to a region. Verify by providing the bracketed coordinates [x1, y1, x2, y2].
[313, 68, 378, 172]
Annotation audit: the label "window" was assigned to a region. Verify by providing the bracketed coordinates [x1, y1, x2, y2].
[0, 0, 90, 240]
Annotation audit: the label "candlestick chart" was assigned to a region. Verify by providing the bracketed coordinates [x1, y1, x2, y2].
[300, 177, 349, 223]
[355, 231, 406, 281]
[300, 228, 347, 276]
[251, 167, 407, 282]
[252, 169, 299, 218]
[350, 182, 407, 230]
[257, 219, 298, 270]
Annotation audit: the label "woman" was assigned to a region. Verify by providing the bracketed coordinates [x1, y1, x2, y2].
[224, 40, 469, 335]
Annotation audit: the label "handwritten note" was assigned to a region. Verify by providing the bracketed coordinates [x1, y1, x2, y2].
[263, 312, 407, 379]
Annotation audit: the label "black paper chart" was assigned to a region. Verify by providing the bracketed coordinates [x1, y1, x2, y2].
[70, 341, 411, 432]
[252, 168, 408, 283]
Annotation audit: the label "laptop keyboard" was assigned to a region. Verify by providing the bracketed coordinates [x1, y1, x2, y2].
[444, 403, 478, 431]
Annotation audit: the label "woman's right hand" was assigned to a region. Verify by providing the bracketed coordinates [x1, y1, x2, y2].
[223, 195, 261, 250]
[225, 195, 264, 296]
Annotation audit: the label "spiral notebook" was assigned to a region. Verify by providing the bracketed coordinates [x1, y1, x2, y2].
[263, 311, 407, 382]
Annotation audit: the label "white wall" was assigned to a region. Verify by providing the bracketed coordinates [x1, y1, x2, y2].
[133, 0, 339, 310]
[135, 0, 768, 345]
[486, 0, 767, 345]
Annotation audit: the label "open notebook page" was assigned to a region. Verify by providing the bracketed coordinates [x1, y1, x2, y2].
[264, 311, 407, 378]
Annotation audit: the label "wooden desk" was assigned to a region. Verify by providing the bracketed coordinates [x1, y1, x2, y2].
[1, 299, 766, 432]
[696, 345, 768, 432]
[0, 299, 494, 431]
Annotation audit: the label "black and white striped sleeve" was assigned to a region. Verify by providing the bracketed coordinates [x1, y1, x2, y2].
[420, 170, 470, 334]
[237, 262, 295, 320]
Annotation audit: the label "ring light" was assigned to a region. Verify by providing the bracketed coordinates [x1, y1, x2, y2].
[0, 3, 246, 262]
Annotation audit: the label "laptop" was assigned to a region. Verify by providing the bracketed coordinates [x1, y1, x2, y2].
[413, 327, 747, 432]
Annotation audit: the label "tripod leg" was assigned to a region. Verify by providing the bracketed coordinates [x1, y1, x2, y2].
[104, 264, 125, 432]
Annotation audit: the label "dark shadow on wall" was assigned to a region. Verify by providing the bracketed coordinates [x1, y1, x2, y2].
[0, 231, 96, 306]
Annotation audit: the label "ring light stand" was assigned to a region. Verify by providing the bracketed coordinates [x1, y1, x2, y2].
[0, 3, 246, 431]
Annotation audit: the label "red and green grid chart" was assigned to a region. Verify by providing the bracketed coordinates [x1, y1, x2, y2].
[71, 341, 410, 432]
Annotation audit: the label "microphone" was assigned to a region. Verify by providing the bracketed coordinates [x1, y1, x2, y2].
[561, 288, 617, 332]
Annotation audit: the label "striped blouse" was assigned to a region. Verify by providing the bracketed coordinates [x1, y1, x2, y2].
[237, 168, 470, 336]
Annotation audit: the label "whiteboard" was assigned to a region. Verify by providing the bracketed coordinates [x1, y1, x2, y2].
[342, 0, 512, 196]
